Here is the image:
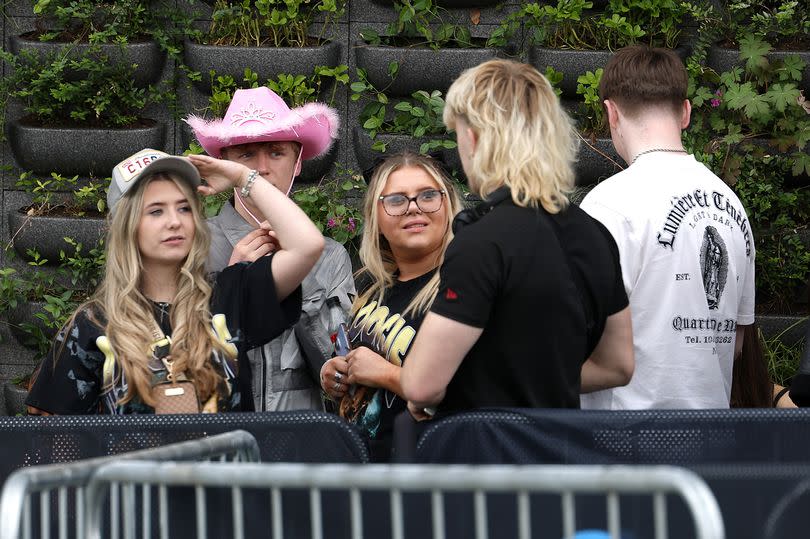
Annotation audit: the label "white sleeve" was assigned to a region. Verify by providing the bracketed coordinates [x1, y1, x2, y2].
[580, 196, 638, 297]
[736, 245, 756, 325]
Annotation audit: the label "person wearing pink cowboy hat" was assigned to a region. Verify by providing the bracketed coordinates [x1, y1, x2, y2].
[186, 87, 356, 413]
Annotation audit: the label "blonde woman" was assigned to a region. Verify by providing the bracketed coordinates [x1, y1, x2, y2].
[319, 152, 462, 461]
[26, 149, 323, 414]
[400, 59, 634, 418]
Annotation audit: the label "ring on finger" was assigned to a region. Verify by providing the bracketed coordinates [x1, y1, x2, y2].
[334, 381, 341, 391]
[334, 372, 343, 382]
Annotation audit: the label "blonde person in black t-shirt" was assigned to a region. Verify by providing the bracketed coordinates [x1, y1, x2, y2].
[400, 59, 635, 418]
[319, 152, 463, 461]
[26, 149, 323, 415]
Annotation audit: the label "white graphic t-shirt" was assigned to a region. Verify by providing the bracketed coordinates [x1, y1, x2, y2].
[579, 153, 756, 409]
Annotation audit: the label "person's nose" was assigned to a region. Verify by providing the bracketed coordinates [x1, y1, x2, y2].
[166, 209, 181, 229]
[255, 149, 272, 176]
[405, 197, 422, 214]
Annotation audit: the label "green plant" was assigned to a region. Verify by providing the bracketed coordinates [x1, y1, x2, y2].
[0, 46, 165, 131]
[575, 68, 608, 135]
[688, 37, 808, 180]
[29, 0, 199, 64]
[204, 0, 347, 47]
[488, 0, 708, 50]
[687, 39, 810, 310]
[711, 0, 810, 48]
[764, 320, 808, 386]
[351, 66, 457, 154]
[360, 0, 479, 50]
[14, 171, 107, 216]
[292, 166, 366, 245]
[0, 242, 103, 357]
[206, 65, 348, 119]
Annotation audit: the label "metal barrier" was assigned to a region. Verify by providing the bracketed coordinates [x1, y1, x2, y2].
[84, 462, 725, 539]
[0, 430, 259, 539]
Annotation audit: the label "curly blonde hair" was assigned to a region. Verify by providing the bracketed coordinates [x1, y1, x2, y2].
[443, 59, 579, 214]
[80, 173, 235, 407]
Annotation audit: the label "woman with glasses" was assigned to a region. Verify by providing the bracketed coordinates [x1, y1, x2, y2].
[319, 151, 463, 461]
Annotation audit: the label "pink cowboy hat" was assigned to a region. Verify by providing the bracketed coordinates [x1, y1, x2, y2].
[185, 87, 339, 160]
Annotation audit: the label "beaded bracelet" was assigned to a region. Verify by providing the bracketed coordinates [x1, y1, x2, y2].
[240, 169, 259, 198]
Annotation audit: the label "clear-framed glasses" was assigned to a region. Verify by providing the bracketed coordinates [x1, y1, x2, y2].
[379, 189, 446, 216]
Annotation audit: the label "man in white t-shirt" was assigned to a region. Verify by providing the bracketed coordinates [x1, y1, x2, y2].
[579, 45, 756, 409]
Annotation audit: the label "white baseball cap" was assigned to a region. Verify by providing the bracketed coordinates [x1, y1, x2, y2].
[108, 149, 200, 212]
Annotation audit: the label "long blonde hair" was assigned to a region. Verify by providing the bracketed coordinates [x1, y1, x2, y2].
[443, 59, 579, 214]
[81, 173, 235, 407]
[354, 152, 463, 319]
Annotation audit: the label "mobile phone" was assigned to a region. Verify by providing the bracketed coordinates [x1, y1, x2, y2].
[334, 323, 356, 396]
[335, 323, 350, 357]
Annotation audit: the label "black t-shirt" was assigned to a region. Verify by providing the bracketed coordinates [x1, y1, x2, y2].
[26, 255, 301, 415]
[431, 194, 627, 413]
[341, 270, 434, 462]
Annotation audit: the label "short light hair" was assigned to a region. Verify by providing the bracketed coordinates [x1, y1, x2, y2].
[443, 59, 578, 213]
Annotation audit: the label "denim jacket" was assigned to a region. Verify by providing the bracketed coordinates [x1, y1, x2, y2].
[207, 202, 356, 411]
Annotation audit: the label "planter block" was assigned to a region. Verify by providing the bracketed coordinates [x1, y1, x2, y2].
[355, 43, 500, 97]
[574, 135, 624, 187]
[10, 36, 166, 88]
[7, 210, 106, 263]
[3, 382, 29, 417]
[8, 119, 166, 177]
[757, 315, 808, 348]
[7, 300, 56, 350]
[184, 39, 342, 94]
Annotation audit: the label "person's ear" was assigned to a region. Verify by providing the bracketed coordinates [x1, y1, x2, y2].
[680, 99, 692, 130]
[604, 99, 620, 129]
[466, 124, 478, 156]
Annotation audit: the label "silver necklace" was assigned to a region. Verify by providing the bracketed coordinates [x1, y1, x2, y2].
[631, 148, 687, 164]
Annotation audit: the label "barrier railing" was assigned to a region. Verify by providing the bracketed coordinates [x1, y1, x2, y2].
[0, 430, 259, 539]
[84, 462, 725, 539]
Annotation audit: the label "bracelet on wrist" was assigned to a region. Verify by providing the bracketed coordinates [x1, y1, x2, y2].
[240, 169, 259, 198]
[774, 386, 791, 407]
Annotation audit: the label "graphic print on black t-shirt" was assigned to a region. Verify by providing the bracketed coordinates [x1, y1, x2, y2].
[341, 271, 433, 441]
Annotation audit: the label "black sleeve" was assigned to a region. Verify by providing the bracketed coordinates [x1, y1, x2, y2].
[430, 227, 502, 328]
[211, 253, 302, 348]
[594, 218, 629, 315]
[25, 312, 106, 415]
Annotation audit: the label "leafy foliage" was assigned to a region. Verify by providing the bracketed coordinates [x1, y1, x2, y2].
[205, 65, 348, 119]
[15, 172, 107, 216]
[711, 0, 810, 48]
[0, 242, 104, 358]
[360, 0, 479, 50]
[687, 39, 810, 310]
[204, 0, 347, 47]
[488, 0, 708, 50]
[0, 47, 165, 130]
[292, 166, 366, 245]
[351, 65, 457, 154]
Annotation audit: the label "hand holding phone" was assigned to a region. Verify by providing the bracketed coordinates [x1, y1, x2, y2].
[334, 323, 357, 396]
